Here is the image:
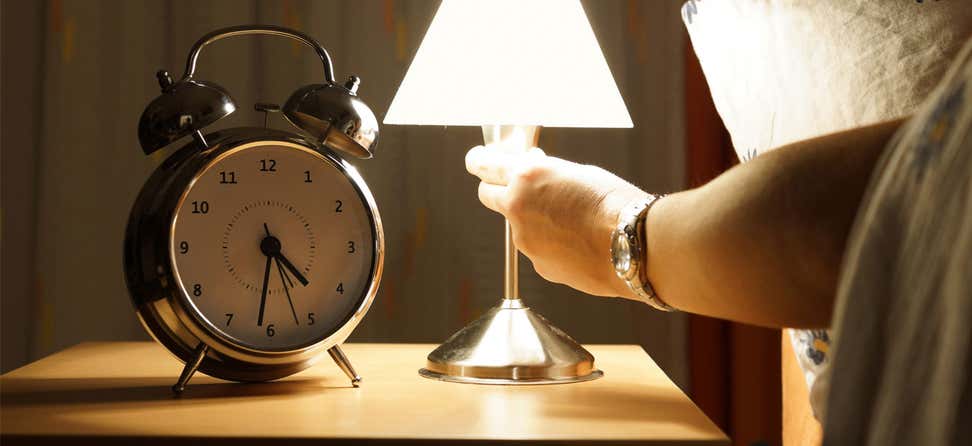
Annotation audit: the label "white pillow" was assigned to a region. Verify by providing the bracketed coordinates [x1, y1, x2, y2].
[682, 0, 972, 154]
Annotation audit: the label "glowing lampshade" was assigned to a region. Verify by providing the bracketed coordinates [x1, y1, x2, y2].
[383, 0, 632, 128]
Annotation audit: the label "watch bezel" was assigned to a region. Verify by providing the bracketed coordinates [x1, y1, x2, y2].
[611, 221, 640, 281]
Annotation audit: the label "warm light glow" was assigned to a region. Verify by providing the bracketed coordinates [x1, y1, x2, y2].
[384, 0, 632, 128]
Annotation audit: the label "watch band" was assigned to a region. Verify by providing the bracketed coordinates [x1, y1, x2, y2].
[621, 195, 674, 312]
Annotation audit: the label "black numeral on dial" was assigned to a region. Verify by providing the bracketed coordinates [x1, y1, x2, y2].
[192, 283, 202, 296]
[304, 171, 312, 183]
[347, 241, 355, 253]
[335, 200, 343, 213]
[307, 312, 316, 325]
[266, 324, 276, 337]
[225, 313, 233, 326]
[218, 171, 238, 184]
[259, 159, 277, 172]
[191, 201, 209, 214]
[179, 241, 189, 254]
[336, 282, 344, 294]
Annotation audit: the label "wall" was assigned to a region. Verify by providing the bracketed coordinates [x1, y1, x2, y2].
[1, 0, 46, 374]
[0, 0, 689, 388]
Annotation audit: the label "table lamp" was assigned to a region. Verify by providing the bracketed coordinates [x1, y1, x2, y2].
[384, 0, 632, 384]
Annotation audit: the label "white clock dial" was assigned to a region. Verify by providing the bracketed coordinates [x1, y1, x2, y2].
[170, 141, 376, 351]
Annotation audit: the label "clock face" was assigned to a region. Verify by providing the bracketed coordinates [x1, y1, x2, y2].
[170, 141, 376, 352]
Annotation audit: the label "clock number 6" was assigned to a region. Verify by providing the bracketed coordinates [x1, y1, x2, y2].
[266, 324, 276, 337]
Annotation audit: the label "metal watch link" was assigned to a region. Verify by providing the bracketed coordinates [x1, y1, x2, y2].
[610, 194, 674, 311]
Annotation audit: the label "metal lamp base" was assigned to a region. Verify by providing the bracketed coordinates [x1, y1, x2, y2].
[419, 299, 603, 385]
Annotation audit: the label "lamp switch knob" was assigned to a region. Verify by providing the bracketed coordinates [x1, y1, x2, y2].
[344, 75, 360, 94]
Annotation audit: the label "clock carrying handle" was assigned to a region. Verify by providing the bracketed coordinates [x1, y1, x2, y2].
[181, 25, 336, 84]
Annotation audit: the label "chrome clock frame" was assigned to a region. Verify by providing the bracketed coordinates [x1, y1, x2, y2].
[124, 127, 384, 391]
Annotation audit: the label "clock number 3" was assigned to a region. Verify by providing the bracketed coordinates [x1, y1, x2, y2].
[347, 241, 355, 253]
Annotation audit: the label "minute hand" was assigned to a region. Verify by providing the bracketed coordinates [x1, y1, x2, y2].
[274, 252, 309, 286]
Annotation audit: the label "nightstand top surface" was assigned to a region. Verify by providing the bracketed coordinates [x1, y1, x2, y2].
[1, 342, 726, 445]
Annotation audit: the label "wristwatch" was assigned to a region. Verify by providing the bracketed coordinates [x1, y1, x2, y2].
[610, 194, 674, 311]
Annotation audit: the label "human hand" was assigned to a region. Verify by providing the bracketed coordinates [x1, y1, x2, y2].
[465, 145, 648, 297]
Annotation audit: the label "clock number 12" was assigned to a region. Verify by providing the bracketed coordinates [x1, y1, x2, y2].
[259, 159, 277, 172]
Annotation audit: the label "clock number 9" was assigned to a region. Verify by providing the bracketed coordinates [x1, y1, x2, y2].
[179, 241, 189, 254]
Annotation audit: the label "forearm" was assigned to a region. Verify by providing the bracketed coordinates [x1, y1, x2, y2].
[642, 119, 905, 327]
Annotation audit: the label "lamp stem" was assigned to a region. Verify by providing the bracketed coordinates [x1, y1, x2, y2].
[481, 125, 540, 300]
[504, 220, 519, 299]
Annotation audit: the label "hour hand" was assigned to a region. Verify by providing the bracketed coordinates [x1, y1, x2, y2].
[275, 253, 309, 286]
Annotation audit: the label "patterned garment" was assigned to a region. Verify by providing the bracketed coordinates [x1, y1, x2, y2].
[788, 329, 832, 420]
[823, 38, 972, 445]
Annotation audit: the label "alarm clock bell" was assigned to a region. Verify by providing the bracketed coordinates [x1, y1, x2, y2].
[137, 25, 378, 160]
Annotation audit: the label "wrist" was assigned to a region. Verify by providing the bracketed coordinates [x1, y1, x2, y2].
[609, 192, 674, 311]
[641, 192, 679, 310]
[596, 188, 649, 299]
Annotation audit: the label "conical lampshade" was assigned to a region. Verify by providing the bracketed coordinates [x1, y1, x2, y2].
[384, 0, 632, 128]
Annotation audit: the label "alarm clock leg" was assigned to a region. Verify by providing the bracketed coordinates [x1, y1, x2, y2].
[172, 343, 209, 395]
[327, 345, 362, 387]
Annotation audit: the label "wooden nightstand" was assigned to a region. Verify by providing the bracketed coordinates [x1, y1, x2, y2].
[1, 342, 727, 445]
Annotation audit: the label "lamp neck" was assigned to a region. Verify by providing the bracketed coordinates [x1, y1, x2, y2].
[481, 125, 541, 300]
[481, 125, 540, 149]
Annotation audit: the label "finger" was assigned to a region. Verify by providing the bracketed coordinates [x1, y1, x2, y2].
[466, 146, 518, 185]
[477, 182, 509, 215]
[527, 147, 546, 157]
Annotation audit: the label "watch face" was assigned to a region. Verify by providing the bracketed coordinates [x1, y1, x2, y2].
[169, 142, 376, 352]
[612, 229, 632, 274]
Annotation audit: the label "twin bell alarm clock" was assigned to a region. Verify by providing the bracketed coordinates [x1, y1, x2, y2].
[125, 25, 383, 393]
